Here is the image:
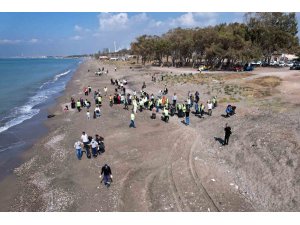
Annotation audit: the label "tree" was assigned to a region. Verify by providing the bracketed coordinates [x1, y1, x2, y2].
[244, 12, 299, 63]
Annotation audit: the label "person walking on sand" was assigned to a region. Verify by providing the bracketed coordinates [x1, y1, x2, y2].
[185, 107, 190, 125]
[90, 138, 98, 157]
[223, 123, 232, 145]
[86, 110, 90, 120]
[100, 164, 112, 187]
[172, 93, 177, 106]
[104, 86, 108, 96]
[76, 100, 81, 112]
[81, 132, 91, 158]
[129, 111, 136, 128]
[207, 100, 213, 116]
[74, 140, 83, 160]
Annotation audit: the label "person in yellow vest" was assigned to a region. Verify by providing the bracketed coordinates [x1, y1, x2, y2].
[212, 96, 217, 108]
[162, 107, 169, 122]
[158, 98, 163, 109]
[200, 103, 205, 117]
[156, 99, 160, 112]
[109, 95, 113, 107]
[98, 95, 102, 106]
[76, 100, 81, 112]
[182, 104, 186, 113]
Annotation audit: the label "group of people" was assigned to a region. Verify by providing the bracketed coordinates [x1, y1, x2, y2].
[71, 65, 237, 190]
[74, 131, 106, 159]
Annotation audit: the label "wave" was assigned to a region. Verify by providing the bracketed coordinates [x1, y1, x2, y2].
[0, 70, 72, 134]
[39, 69, 71, 89]
[53, 70, 71, 81]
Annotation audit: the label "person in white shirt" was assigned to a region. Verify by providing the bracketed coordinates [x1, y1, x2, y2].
[90, 139, 99, 157]
[104, 87, 107, 96]
[133, 90, 136, 96]
[172, 93, 177, 106]
[86, 110, 90, 120]
[74, 141, 83, 160]
[94, 106, 101, 117]
[80, 132, 90, 158]
[207, 100, 213, 116]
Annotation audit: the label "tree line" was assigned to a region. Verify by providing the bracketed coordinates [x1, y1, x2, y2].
[130, 13, 300, 69]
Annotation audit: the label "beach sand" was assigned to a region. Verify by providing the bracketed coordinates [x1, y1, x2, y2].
[1, 59, 300, 211]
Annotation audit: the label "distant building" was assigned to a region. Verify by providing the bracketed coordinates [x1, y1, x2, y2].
[271, 53, 297, 62]
[99, 56, 109, 60]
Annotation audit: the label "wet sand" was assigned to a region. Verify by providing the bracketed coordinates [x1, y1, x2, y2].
[1, 59, 300, 211]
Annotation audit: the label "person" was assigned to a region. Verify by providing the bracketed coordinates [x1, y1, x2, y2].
[133, 100, 137, 114]
[129, 111, 136, 128]
[74, 140, 83, 160]
[76, 100, 81, 112]
[90, 138, 98, 157]
[104, 87, 108, 96]
[81, 132, 91, 158]
[84, 87, 88, 96]
[124, 96, 129, 110]
[212, 96, 217, 108]
[200, 103, 205, 117]
[88, 85, 92, 93]
[224, 124, 232, 145]
[185, 107, 190, 125]
[133, 90, 137, 96]
[100, 164, 112, 187]
[86, 110, 90, 120]
[151, 107, 156, 119]
[94, 106, 101, 117]
[109, 94, 113, 107]
[115, 67, 117, 72]
[194, 102, 199, 114]
[162, 107, 169, 122]
[207, 100, 213, 116]
[97, 136, 105, 154]
[172, 93, 177, 106]
[71, 97, 76, 109]
[64, 105, 69, 113]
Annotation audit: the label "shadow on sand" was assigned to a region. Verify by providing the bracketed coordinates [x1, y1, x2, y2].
[214, 137, 224, 145]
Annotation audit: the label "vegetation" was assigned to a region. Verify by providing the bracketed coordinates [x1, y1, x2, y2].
[130, 13, 299, 69]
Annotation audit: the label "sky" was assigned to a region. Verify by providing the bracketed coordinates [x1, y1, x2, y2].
[0, 12, 299, 57]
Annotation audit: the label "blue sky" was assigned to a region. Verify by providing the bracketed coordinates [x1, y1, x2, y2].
[0, 12, 299, 57]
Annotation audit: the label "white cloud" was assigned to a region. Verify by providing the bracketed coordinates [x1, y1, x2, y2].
[70, 35, 82, 41]
[98, 12, 129, 31]
[170, 12, 218, 27]
[0, 39, 22, 44]
[74, 25, 83, 32]
[29, 38, 39, 43]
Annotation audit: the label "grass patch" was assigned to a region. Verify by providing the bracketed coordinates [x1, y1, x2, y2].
[249, 76, 282, 88]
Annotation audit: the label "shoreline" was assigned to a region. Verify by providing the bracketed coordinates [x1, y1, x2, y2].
[0, 59, 87, 211]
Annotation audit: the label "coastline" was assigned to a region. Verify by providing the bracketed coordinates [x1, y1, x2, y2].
[0, 59, 87, 211]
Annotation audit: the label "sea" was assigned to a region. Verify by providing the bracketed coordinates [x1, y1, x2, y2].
[0, 58, 82, 179]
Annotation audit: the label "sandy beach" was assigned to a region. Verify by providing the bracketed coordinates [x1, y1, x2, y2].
[1, 59, 300, 212]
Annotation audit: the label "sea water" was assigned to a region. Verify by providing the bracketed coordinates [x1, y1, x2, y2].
[0, 58, 81, 134]
[0, 58, 82, 179]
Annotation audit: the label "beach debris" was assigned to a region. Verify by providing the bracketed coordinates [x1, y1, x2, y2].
[235, 185, 239, 190]
[97, 186, 100, 189]
[211, 178, 216, 182]
[47, 114, 55, 118]
[208, 208, 210, 212]
[230, 183, 234, 186]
